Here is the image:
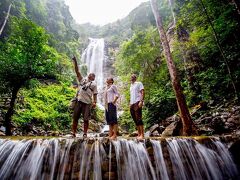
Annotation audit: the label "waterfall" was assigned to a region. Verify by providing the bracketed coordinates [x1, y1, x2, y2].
[81, 38, 105, 91]
[112, 139, 157, 180]
[151, 140, 169, 180]
[0, 137, 239, 180]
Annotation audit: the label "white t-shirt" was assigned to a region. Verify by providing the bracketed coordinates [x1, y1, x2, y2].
[130, 81, 144, 105]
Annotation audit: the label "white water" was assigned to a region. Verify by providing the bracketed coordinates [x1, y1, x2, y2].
[81, 38, 105, 91]
[0, 138, 238, 180]
[166, 138, 239, 180]
[151, 140, 169, 180]
[112, 139, 157, 180]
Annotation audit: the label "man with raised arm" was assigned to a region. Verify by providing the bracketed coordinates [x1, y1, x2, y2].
[130, 74, 145, 140]
[71, 56, 98, 138]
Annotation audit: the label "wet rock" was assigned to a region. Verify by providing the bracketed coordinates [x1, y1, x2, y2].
[103, 172, 117, 180]
[101, 160, 109, 172]
[147, 147, 154, 156]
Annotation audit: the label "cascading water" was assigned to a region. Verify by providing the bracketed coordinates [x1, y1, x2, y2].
[81, 38, 105, 91]
[0, 137, 239, 180]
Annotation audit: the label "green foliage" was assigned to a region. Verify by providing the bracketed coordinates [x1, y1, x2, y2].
[55, 53, 75, 83]
[115, 27, 162, 82]
[145, 89, 177, 128]
[0, 17, 57, 93]
[118, 106, 136, 132]
[13, 84, 75, 131]
[91, 107, 105, 124]
[0, 0, 81, 59]
[176, 0, 240, 101]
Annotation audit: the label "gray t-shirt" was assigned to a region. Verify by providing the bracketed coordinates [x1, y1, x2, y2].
[77, 78, 98, 104]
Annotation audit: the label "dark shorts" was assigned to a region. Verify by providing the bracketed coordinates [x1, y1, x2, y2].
[73, 101, 91, 123]
[130, 101, 143, 126]
[105, 103, 117, 125]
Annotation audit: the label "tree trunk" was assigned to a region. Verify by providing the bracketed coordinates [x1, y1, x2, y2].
[150, 0, 198, 136]
[5, 85, 20, 136]
[0, 3, 12, 36]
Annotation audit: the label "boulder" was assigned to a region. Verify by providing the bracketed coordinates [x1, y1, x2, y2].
[149, 124, 165, 136]
[161, 120, 182, 137]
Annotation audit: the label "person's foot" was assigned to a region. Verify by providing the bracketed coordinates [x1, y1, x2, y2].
[110, 135, 117, 140]
[71, 132, 76, 138]
[137, 135, 144, 140]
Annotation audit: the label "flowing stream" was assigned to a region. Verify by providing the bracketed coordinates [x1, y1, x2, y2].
[0, 137, 238, 180]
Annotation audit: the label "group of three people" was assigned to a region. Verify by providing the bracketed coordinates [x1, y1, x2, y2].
[71, 57, 145, 140]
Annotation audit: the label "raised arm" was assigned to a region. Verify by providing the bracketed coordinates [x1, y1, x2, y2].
[72, 56, 83, 82]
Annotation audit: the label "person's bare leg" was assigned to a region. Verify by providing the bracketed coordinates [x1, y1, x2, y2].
[109, 125, 113, 138]
[71, 120, 77, 137]
[72, 102, 81, 137]
[83, 121, 89, 137]
[110, 124, 118, 140]
[137, 125, 141, 138]
[83, 104, 90, 137]
[137, 125, 144, 140]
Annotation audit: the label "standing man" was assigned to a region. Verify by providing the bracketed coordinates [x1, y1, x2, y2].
[71, 56, 98, 138]
[130, 74, 145, 140]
